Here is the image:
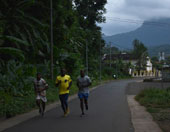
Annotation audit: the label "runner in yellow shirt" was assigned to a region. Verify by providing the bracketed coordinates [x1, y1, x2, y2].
[56, 69, 72, 117]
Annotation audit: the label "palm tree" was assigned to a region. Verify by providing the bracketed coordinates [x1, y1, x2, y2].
[132, 39, 148, 72]
[0, 0, 50, 62]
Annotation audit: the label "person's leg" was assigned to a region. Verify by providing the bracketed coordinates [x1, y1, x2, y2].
[84, 99, 88, 110]
[80, 99, 84, 115]
[84, 93, 89, 110]
[63, 94, 69, 109]
[36, 99, 41, 113]
[78, 93, 84, 115]
[42, 101, 46, 115]
[38, 96, 47, 116]
[59, 95, 66, 114]
[64, 94, 69, 115]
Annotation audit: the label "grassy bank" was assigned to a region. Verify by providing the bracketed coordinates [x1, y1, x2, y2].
[135, 88, 170, 132]
[0, 76, 117, 119]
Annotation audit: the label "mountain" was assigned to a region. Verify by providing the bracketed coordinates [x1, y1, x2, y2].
[103, 18, 170, 50]
[148, 44, 170, 57]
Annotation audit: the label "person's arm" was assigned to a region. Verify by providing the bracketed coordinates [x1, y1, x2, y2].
[44, 80, 48, 90]
[40, 86, 48, 91]
[55, 77, 61, 87]
[88, 81, 92, 87]
[56, 83, 59, 87]
[56, 80, 61, 87]
[67, 76, 72, 90]
[86, 76, 92, 87]
[67, 80, 72, 90]
[45, 84, 48, 90]
[83, 82, 91, 87]
[40, 79, 48, 91]
[34, 82, 38, 94]
[77, 81, 79, 88]
[76, 77, 80, 88]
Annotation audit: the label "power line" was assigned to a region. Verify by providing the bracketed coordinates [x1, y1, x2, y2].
[50, 0, 54, 80]
[107, 17, 143, 24]
[107, 17, 170, 27]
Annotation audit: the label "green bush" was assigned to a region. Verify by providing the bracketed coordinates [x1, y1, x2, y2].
[0, 60, 36, 117]
[135, 88, 170, 108]
[0, 60, 84, 118]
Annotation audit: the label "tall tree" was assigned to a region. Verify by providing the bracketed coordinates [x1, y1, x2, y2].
[73, 0, 107, 73]
[132, 39, 148, 70]
[0, 0, 50, 62]
[74, 0, 107, 28]
[0, 0, 107, 75]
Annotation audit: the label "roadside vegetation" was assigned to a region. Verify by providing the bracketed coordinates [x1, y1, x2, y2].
[0, 0, 108, 118]
[0, 0, 137, 119]
[0, 0, 132, 119]
[135, 88, 170, 132]
[0, 60, 129, 118]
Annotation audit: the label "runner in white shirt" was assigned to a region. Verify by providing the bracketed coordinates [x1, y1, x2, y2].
[77, 70, 91, 116]
[34, 73, 48, 116]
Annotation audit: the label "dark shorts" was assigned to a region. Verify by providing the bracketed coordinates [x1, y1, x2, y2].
[78, 92, 89, 100]
[59, 93, 69, 103]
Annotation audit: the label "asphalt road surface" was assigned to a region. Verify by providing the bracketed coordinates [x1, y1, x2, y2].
[3, 79, 136, 132]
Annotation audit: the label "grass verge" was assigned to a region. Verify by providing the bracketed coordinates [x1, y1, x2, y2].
[135, 88, 170, 132]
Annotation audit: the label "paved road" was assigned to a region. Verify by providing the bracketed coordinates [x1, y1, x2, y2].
[126, 81, 170, 95]
[3, 79, 136, 132]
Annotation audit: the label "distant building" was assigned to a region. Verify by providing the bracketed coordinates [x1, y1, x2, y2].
[159, 52, 165, 62]
[103, 52, 138, 65]
[146, 56, 152, 72]
[103, 53, 157, 77]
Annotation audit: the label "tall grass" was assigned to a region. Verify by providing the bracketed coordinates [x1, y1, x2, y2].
[135, 88, 170, 108]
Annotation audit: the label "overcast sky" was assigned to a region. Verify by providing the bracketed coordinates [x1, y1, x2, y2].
[99, 0, 170, 36]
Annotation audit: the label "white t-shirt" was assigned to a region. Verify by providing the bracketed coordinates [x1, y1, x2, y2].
[34, 78, 47, 96]
[77, 75, 91, 93]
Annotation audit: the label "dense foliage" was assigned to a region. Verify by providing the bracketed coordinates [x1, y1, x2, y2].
[0, 0, 107, 117]
[132, 39, 148, 70]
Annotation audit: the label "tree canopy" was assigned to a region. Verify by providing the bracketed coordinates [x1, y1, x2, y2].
[132, 39, 148, 70]
[0, 0, 108, 117]
[0, 0, 107, 75]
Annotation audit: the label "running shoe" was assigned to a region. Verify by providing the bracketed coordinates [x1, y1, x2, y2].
[66, 108, 70, 114]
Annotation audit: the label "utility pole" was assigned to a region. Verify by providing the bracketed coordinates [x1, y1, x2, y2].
[161, 63, 164, 89]
[50, 0, 53, 80]
[86, 41, 88, 75]
[99, 40, 102, 82]
[109, 42, 111, 68]
[86, 6, 89, 76]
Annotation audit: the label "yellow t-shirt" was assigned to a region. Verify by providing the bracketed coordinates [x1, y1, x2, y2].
[56, 75, 72, 95]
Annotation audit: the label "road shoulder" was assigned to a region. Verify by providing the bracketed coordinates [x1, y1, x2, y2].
[127, 95, 162, 132]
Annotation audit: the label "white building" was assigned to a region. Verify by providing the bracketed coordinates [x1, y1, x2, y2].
[159, 52, 165, 62]
[146, 56, 152, 72]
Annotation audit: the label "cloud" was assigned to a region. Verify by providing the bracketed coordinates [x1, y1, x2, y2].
[100, 0, 170, 35]
[100, 19, 141, 36]
[125, 0, 170, 9]
[124, 0, 170, 19]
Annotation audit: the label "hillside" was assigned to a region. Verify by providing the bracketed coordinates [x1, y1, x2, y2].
[103, 18, 170, 50]
[148, 44, 170, 57]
